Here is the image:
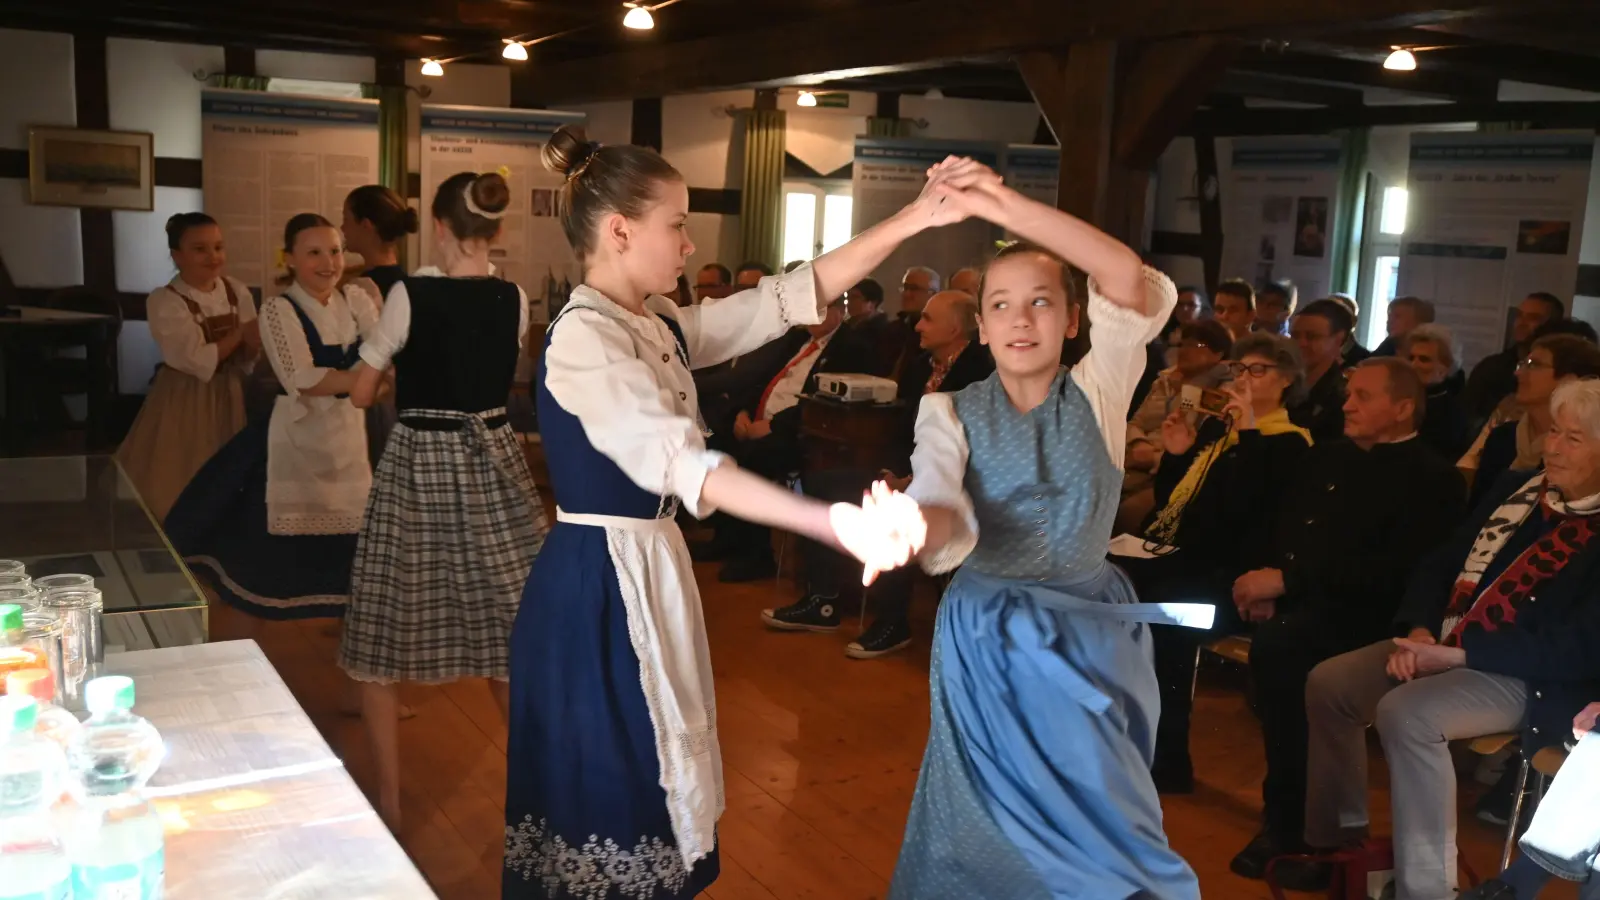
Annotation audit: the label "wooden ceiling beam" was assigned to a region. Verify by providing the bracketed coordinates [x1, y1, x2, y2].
[1416, 17, 1600, 58]
[1114, 37, 1238, 168]
[1213, 72, 1367, 106]
[1232, 54, 1498, 100]
[1187, 99, 1600, 134]
[515, 0, 1546, 104]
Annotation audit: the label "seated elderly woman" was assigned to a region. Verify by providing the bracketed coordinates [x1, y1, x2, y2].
[1402, 323, 1472, 460]
[1119, 318, 1234, 531]
[1115, 331, 1312, 791]
[1273, 377, 1600, 897]
[1461, 332, 1600, 509]
[1464, 701, 1600, 900]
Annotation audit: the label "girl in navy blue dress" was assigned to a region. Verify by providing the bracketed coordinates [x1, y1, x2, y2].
[167, 213, 378, 624]
[341, 184, 415, 467]
[501, 125, 950, 899]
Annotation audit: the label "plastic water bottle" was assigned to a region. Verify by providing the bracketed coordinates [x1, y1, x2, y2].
[65, 676, 166, 900]
[4, 670, 81, 754]
[0, 694, 71, 900]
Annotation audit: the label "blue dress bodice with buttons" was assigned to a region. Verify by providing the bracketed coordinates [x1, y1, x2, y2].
[951, 369, 1120, 580]
[535, 309, 690, 520]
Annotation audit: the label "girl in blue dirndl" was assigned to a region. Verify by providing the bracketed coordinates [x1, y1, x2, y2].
[887, 159, 1208, 899]
[166, 213, 379, 621]
[502, 125, 957, 900]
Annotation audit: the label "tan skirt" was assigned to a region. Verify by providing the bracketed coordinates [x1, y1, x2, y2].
[116, 365, 248, 522]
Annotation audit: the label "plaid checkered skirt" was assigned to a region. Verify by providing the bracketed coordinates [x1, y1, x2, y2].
[339, 407, 547, 683]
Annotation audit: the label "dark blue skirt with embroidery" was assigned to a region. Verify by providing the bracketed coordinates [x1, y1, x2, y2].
[164, 415, 354, 620]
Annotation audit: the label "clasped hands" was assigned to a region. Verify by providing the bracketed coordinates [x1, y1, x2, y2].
[829, 481, 928, 586]
[733, 410, 771, 442]
[1386, 629, 1466, 683]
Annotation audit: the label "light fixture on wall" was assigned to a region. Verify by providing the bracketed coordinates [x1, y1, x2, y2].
[1383, 47, 1417, 71]
[420, 58, 445, 77]
[797, 90, 818, 108]
[623, 2, 655, 29]
[502, 40, 529, 61]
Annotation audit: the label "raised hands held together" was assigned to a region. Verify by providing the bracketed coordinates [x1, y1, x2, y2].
[829, 480, 928, 586]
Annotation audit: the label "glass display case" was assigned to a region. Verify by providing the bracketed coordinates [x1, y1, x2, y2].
[0, 455, 206, 650]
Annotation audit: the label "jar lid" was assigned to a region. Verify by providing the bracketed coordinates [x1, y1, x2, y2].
[85, 675, 135, 714]
[5, 668, 53, 704]
[0, 603, 22, 632]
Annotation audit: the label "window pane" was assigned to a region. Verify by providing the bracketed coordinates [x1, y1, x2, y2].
[1367, 255, 1401, 346]
[1379, 186, 1408, 235]
[783, 192, 818, 263]
[821, 194, 854, 254]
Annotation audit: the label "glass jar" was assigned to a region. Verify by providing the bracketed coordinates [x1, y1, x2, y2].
[41, 588, 102, 713]
[32, 573, 94, 596]
[0, 586, 42, 613]
[0, 560, 24, 577]
[18, 611, 64, 709]
[0, 573, 33, 591]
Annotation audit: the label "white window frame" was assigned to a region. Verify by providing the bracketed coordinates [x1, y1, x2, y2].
[781, 179, 852, 264]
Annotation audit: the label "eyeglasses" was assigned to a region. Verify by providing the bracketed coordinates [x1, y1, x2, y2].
[1517, 357, 1554, 372]
[1227, 361, 1278, 378]
[1178, 341, 1216, 352]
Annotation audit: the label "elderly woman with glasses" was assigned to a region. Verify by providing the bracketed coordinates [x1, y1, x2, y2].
[1113, 332, 1314, 791]
[1277, 377, 1600, 897]
[1460, 333, 1600, 509]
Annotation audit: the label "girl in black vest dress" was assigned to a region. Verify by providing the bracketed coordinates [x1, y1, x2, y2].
[341, 184, 416, 467]
[345, 171, 547, 830]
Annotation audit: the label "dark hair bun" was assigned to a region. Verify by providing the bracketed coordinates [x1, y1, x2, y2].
[470, 172, 511, 216]
[165, 211, 217, 251]
[399, 206, 421, 234]
[543, 124, 597, 179]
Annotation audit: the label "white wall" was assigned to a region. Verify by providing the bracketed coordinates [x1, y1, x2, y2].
[0, 28, 80, 291]
[900, 95, 1040, 144]
[255, 49, 374, 84]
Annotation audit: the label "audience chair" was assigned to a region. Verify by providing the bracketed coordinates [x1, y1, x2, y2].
[1469, 733, 1561, 872]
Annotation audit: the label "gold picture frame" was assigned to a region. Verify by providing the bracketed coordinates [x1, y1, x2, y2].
[28, 126, 155, 211]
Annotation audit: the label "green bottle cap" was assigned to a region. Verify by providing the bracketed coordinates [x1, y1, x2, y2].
[0, 603, 22, 632]
[85, 675, 135, 714]
[0, 694, 38, 733]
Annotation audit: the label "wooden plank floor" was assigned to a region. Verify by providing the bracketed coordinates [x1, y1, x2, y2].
[238, 564, 1578, 900]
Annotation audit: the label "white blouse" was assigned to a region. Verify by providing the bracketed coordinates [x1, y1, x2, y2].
[358, 267, 531, 371]
[543, 266, 823, 518]
[260, 282, 381, 535]
[145, 275, 257, 382]
[906, 265, 1178, 572]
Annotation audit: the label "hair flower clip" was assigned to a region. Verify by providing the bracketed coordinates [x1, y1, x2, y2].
[496, 165, 512, 180]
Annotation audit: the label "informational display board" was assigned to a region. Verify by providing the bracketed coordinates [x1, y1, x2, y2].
[851, 137, 1003, 310]
[418, 105, 585, 323]
[1003, 145, 1061, 211]
[201, 89, 380, 291]
[1398, 131, 1595, 368]
[1219, 137, 1345, 302]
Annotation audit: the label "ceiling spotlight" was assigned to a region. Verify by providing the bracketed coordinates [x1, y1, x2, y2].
[623, 3, 655, 29]
[1383, 48, 1417, 71]
[797, 90, 817, 108]
[502, 40, 529, 61]
[420, 58, 444, 77]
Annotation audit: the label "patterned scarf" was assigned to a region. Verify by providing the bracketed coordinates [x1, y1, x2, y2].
[1144, 408, 1311, 548]
[1440, 473, 1600, 646]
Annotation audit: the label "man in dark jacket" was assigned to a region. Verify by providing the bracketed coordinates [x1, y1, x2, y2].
[760, 290, 993, 656]
[714, 296, 876, 582]
[1463, 291, 1565, 429]
[1227, 357, 1467, 880]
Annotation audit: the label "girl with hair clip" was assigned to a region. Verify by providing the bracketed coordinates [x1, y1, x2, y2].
[117, 212, 260, 520]
[340, 184, 417, 466]
[165, 213, 380, 628]
[499, 124, 948, 900]
[343, 170, 548, 832]
[883, 158, 1208, 900]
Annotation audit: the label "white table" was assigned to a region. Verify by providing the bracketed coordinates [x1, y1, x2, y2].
[104, 640, 436, 899]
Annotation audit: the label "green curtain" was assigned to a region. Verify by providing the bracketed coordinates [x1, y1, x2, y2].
[208, 74, 269, 91]
[867, 117, 912, 138]
[740, 108, 786, 270]
[1329, 126, 1369, 296]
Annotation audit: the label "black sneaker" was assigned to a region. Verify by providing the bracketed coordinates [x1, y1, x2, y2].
[1230, 829, 1306, 880]
[1461, 879, 1518, 899]
[1267, 857, 1332, 893]
[761, 595, 841, 632]
[846, 618, 912, 659]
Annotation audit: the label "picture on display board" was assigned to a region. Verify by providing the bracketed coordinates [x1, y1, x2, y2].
[28, 126, 155, 211]
[1293, 196, 1329, 258]
[531, 189, 554, 218]
[1517, 220, 1572, 255]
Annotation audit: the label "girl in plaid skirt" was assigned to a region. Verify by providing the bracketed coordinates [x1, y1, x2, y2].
[344, 170, 548, 830]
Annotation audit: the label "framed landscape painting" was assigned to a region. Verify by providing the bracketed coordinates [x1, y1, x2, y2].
[28, 126, 155, 211]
